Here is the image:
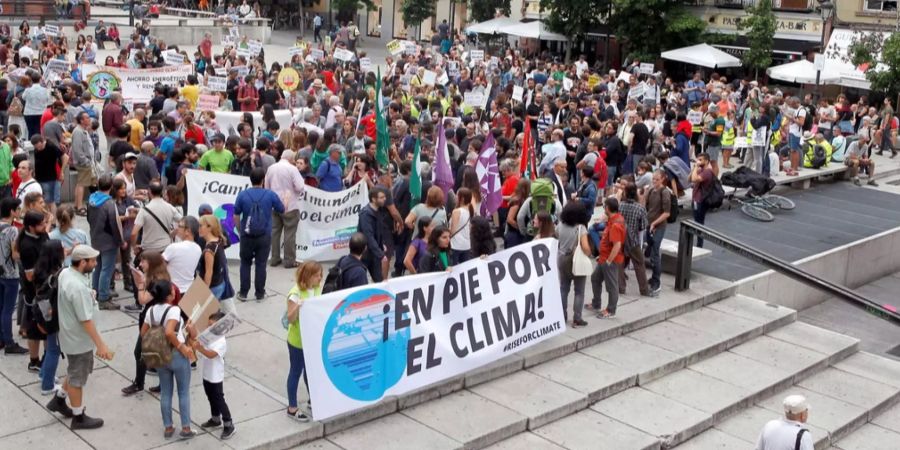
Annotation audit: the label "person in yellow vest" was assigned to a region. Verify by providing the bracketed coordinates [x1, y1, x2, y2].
[803, 133, 833, 169]
[721, 109, 737, 169]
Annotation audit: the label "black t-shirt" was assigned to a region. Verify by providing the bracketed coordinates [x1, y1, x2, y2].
[227, 78, 240, 108]
[149, 95, 165, 115]
[200, 240, 225, 287]
[19, 232, 48, 299]
[33, 141, 63, 182]
[260, 88, 282, 108]
[631, 122, 650, 155]
[526, 103, 541, 129]
[109, 140, 134, 172]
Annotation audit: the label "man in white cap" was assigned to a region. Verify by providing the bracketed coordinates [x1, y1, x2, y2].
[47, 244, 114, 430]
[755, 394, 813, 450]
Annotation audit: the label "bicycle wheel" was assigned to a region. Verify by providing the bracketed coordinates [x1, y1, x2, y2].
[765, 194, 796, 210]
[741, 204, 775, 222]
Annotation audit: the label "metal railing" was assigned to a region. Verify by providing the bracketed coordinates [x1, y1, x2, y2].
[674, 219, 900, 325]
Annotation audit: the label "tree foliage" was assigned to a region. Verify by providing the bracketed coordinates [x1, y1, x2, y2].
[610, 0, 707, 61]
[401, 0, 436, 26]
[468, 0, 511, 24]
[738, 0, 775, 77]
[845, 31, 900, 94]
[332, 0, 375, 19]
[541, 0, 610, 51]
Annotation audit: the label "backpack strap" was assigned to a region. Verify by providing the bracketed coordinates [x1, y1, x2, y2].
[794, 428, 808, 450]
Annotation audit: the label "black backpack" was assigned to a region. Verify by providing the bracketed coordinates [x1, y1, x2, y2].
[702, 176, 725, 210]
[665, 188, 679, 224]
[33, 271, 61, 336]
[802, 105, 815, 131]
[321, 264, 344, 294]
[810, 145, 827, 169]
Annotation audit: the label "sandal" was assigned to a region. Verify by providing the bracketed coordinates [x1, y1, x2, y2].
[75, 208, 87, 216]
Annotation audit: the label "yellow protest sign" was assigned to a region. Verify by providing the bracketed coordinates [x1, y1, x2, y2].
[277, 67, 301, 92]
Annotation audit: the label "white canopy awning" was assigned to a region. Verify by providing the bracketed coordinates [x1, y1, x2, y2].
[464, 17, 520, 35]
[661, 43, 742, 69]
[822, 28, 890, 90]
[498, 21, 567, 42]
[766, 58, 839, 85]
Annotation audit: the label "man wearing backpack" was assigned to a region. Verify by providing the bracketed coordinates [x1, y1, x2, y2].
[516, 178, 563, 238]
[691, 153, 715, 248]
[356, 188, 387, 282]
[47, 245, 114, 430]
[646, 171, 672, 296]
[330, 233, 369, 291]
[234, 168, 285, 301]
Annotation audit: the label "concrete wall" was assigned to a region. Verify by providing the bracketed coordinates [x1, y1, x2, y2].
[736, 226, 900, 312]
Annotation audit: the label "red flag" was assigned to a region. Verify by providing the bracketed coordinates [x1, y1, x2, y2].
[520, 119, 532, 177]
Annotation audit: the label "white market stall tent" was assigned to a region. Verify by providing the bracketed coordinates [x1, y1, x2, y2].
[497, 20, 567, 42]
[464, 17, 520, 35]
[766, 58, 839, 85]
[661, 43, 742, 69]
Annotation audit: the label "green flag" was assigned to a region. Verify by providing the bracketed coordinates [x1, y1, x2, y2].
[375, 67, 390, 170]
[410, 134, 422, 208]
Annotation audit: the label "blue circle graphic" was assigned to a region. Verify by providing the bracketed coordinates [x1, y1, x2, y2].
[321, 288, 410, 401]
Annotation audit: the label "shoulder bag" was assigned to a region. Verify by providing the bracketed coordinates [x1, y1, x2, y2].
[572, 225, 594, 277]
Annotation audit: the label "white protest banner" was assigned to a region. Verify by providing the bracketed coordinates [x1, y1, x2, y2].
[512, 85, 524, 102]
[81, 64, 194, 103]
[470, 49, 484, 63]
[45, 59, 69, 76]
[164, 51, 186, 66]
[248, 40, 263, 57]
[436, 71, 449, 86]
[422, 70, 436, 86]
[628, 84, 645, 99]
[386, 39, 403, 56]
[236, 47, 252, 58]
[687, 110, 703, 125]
[206, 77, 228, 92]
[640, 63, 654, 74]
[197, 94, 220, 112]
[43, 24, 59, 37]
[481, 83, 492, 109]
[300, 239, 565, 420]
[288, 46, 304, 56]
[464, 91, 484, 108]
[311, 48, 325, 61]
[751, 127, 768, 147]
[359, 57, 372, 73]
[333, 47, 355, 62]
[185, 169, 368, 261]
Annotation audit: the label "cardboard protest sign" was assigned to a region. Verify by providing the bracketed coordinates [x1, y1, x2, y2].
[178, 279, 220, 334]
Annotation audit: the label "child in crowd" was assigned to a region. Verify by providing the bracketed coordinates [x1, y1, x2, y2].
[193, 311, 236, 440]
[285, 261, 323, 422]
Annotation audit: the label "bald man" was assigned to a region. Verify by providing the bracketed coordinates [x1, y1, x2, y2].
[126, 108, 146, 149]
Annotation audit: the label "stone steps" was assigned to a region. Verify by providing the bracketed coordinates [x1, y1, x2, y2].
[293, 293, 799, 450]
[826, 396, 900, 450]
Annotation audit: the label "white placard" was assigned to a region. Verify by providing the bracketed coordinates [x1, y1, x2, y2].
[733, 137, 749, 149]
[248, 40, 263, 57]
[43, 24, 59, 37]
[688, 110, 703, 125]
[311, 49, 325, 61]
[333, 48, 355, 62]
[751, 126, 768, 147]
[207, 75, 227, 92]
[464, 91, 485, 108]
[289, 46, 304, 56]
[628, 84, 645, 99]
[197, 94, 220, 112]
[236, 47, 252, 59]
[233, 66, 250, 79]
[45, 59, 69, 75]
[300, 239, 565, 421]
[512, 85, 524, 102]
[447, 61, 459, 78]
[436, 72, 449, 86]
[403, 40, 418, 55]
[221, 35, 234, 47]
[229, 27, 240, 38]
[164, 51, 186, 66]
[422, 70, 436, 86]
[469, 50, 484, 63]
[359, 57, 372, 73]
[639, 63, 654, 74]
[81, 64, 194, 103]
[214, 66, 227, 76]
[562, 78, 573, 92]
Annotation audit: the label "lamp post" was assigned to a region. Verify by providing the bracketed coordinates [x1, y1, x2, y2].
[815, 0, 834, 100]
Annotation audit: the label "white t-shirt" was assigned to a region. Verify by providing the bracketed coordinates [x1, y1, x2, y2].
[755, 418, 813, 450]
[789, 107, 805, 138]
[162, 241, 202, 293]
[16, 179, 42, 202]
[147, 304, 185, 344]
[200, 337, 226, 383]
[574, 60, 588, 77]
[19, 45, 35, 60]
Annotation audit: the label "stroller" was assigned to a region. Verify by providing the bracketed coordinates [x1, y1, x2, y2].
[720, 166, 795, 222]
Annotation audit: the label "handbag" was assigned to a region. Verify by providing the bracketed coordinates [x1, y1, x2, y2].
[8, 95, 23, 117]
[572, 225, 594, 277]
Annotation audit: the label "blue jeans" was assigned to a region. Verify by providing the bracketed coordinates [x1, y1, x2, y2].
[91, 248, 118, 302]
[40, 333, 61, 391]
[210, 282, 225, 299]
[646, 227, 666, 291]
[239, 234, 271, 297]
[607, 165, 619, 187]
[692, 201, 708, 248]
[287, 343, 308, 409]
[0, 278, 18, 345]
[158, 351, 192, 429]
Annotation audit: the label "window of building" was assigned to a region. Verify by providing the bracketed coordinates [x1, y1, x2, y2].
[866, 0, 899, 12]
[367, 0, 382, 38]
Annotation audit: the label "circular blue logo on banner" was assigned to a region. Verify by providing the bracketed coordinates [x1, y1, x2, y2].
[214, 204, 240, 244]
[321, 288, 409, 401]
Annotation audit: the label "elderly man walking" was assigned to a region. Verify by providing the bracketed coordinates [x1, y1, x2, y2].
[265, 150, 306, 268]
[755, 395, 813, 450]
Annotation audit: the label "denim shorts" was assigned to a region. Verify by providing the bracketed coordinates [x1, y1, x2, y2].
[39, 181, 60, 205]
[788, 134, 802, 153]
[66, 351, 94, 388]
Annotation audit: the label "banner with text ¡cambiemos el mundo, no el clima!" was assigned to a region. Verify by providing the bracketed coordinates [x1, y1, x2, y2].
[300, 239, 566, 420]
[184, 169, 369, 262]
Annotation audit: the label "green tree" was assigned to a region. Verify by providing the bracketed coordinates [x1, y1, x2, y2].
[541, 0, 611, 62]
[468, 0, 511, 24]
[738, 0, 776, 79]
[611, 0, 707, 62]
[846, 31, 900, 94]
[332, 0, 376, 23]
[401, 0, 436, 40]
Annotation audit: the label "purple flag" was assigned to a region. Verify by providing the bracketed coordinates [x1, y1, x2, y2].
[432, 121, 454, 196]
[477, 132, 502, 217]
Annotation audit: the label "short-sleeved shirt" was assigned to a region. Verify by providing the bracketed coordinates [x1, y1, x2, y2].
[234, 187, 285, 236]
[692, 167, 714, 204]
[706, 117, 725, 147]
[0, 223, 18, 279]
[198, 149, 235, 173]
[146, 303, 185, 343]
[162, 241, 202, 293]
[200, 337, 226, 383]
[34, 141, 63, 183]
[599, 213, 625, 265]
[410, 203, 448, 234]
[755, 418, 813, 450]
[57, 267, 99, 355]
[500, 174, 520, 209]
[135, 198, 181, 253]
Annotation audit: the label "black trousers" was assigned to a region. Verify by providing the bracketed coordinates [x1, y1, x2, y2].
[203, 380, 232, 423]
[133, 334, 146, 388]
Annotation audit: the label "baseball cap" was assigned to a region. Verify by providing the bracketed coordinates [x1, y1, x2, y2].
[198, 203, 214, 216]
[783, 395, 809, 414]
[123, 152, 138, 160]
[71, 245, 100, 262]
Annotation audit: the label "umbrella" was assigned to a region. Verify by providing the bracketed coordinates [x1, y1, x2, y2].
[465, 17, 520, 35]
[661, 43, 741, 69]
[498, 21, 567, 42]
[766, 59, 839, 85]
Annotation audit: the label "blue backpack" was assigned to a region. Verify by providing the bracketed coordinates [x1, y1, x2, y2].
[243, 190, 269, 237]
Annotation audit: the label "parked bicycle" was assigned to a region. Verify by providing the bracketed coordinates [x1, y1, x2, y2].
[722, 167, 796, 222]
